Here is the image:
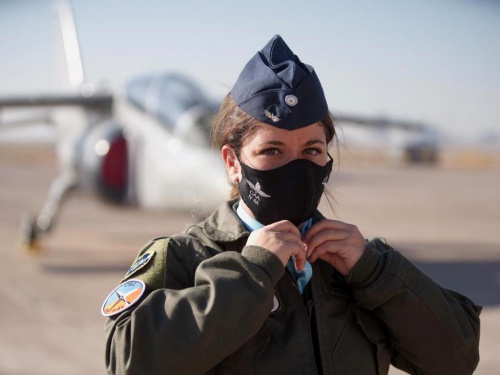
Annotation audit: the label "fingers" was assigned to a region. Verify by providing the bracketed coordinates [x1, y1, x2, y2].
[266, 220, 302, 237]
[274, 230, 307, 270]
[278, 232, 305, 251]
[247, 220, 306, 268]
[307, 240, 346, 263]
[293, 248, 307, 271]
[303, 219, 366, 275]
[248, 219, 365, 274]
[303, 219, 349, 245]
[304, 220, 353, 258]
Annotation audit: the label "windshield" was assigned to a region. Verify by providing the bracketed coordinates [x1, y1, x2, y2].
[125, 74, 216, 146]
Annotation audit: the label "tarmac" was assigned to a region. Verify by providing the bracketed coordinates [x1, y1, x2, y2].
[0, 145, 499, 374]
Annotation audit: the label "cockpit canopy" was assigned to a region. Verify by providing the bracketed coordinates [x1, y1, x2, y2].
[125, 73, 217, 146]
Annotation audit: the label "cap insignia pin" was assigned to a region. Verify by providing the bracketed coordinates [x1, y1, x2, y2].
[264, 109, 281, 123]
[285, 95, 298, 107]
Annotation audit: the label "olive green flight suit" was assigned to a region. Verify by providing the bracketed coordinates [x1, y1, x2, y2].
[104, 200, 481, 375]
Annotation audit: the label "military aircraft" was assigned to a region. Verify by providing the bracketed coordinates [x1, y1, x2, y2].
[0, 1, 435, 251]
[0, 1, 230, 251]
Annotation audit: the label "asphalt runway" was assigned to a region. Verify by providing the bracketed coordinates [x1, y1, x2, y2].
[1, 145, 499, 375]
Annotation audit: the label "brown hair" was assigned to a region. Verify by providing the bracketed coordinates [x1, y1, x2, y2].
[212, 93, 337, 199]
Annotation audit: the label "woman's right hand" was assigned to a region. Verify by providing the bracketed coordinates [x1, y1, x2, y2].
[246, 220, 307, 270]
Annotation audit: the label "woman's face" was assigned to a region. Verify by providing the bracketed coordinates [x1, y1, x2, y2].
[222, 121, 328, 187]
[239, 122, 328, 170]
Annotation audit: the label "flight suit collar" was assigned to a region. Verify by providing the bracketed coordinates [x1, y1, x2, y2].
[202, 199, 250, 243]
[201, 198, 326, 244]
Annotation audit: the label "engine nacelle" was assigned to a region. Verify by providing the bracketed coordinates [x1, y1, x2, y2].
[79, 121, 129, 203]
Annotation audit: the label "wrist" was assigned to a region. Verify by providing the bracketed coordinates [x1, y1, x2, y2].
[345, 240, 386, 287]
[241, 245, 285, 285]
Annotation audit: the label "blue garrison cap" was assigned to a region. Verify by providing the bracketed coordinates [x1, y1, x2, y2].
[232, 34, 328, 130]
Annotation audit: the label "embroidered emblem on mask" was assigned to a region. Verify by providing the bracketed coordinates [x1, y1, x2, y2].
[246, 180, 271, 205]
[264, 109, 281, 123]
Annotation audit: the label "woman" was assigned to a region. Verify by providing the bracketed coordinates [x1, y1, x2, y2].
[102, 35, 481, 375]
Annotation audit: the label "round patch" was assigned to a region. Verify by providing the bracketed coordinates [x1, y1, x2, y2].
[125, 250, 155, 278]
[101, 279, 146, 317]
[270, 294, 281, 314]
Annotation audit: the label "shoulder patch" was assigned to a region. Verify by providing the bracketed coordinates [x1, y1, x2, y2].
[125, 250, 155, 278]
[121, 238, 170, 290]
[101, 279, 145, 317]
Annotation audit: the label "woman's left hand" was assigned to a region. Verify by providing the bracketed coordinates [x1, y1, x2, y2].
[303, 219, 366, 276]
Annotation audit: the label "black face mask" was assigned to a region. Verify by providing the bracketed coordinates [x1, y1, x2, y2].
[238, 155, 333, 226]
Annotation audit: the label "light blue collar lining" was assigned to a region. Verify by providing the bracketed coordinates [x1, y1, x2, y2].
[236, 201, 264, 231]
[236, 200, 313, 294]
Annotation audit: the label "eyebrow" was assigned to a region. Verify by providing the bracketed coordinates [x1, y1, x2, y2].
[303, 139, 326, 146]
[261, 139, 326, 146]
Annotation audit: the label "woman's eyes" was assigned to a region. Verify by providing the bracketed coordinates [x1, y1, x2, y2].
[260, 148, 281, 155]
[259, 148, 323, 156]
[304, 148, 322, 155]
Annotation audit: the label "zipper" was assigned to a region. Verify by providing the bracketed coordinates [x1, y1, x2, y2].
[285, 270, 321, 374]
[303, 280, 323, 375]
[307, 299, 314, 320]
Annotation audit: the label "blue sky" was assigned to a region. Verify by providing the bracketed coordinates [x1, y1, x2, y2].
[1, 0, 499, 143]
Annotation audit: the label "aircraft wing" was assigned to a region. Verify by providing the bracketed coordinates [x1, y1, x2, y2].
[0, 93, 113, 110]
[0, 93, 114, 129]
[334, 111, 427, 132]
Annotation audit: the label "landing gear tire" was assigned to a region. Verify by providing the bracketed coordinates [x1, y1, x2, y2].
[20, 214, 42, 254]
